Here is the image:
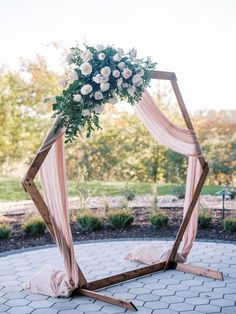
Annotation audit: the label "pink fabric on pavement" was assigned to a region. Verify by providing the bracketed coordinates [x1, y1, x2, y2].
[126, 91, 203, 265]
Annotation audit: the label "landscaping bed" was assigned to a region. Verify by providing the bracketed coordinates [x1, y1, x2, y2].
[0, 207, 235, 253]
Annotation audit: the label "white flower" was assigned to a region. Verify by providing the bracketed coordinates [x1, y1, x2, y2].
[136, 78, 143, 86]
[78, 125, 83, 132]
[118, 62, 126, 70]
[82, 109, 90, 116]
[117, 77, 123, 88]
[117, 48, 124, 56]
[109, 97, 118, 105]
[68, 70, 78, 83]
[122, 83, 129, 88]
[132, 73, 142, 85]
[80, 84, 93, 95]
[80, 62, 92, 76]
[93, 74, 102, 84]
[81, 50, 93, 62]
[100, 82, 110, 92]
[129, 48, 137, 58]
[112, 70, 120, 78]
[73, 94, 82, 102]
[94, 91, 103, 100]
[122, 68, 132, 79]
[98, 52, 105, 60]
[101, 66, 111, 77]
[95, 44, 105, 51]
[127, 85, 136, 96]
[99, 76, 109, 83]
[94, 105, 103, 114]
[113, 53, 121, 62]
[66, 53, 73, 63]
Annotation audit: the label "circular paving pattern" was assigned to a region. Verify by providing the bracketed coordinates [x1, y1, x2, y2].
[0, 240, 236, 313]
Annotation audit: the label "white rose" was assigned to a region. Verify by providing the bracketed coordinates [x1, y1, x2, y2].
[122, 83, 129, 88]
[129, 48, 137, 58]
[132, 73, 142, 85]
[80, 62, 92, 76]
[94, 105, 103, 114]
[78, 125, 83, 132]
[82, 109, 90, 116]
[94, 91, 103, 100]
[122, 68, 132, 79]
[109, 97, 118, 105]
[113, 53, 121, 62]
[69, 70, 78, 83]
[117, 77, 123, 88]
[99, 76, 109, 83]
[93, 74, 102, 84]
[95, 44, 105, 51]
[100, 82, 110, 92]
[73, 94, 82, 102]
[101, 66, 111, 77]
[98, 52, 105, 60]
[81, 50, 93, 62]
[112, 70, 120, 78]
[80, 84, 93, 95]
[127, 85, 136, 96]
[118, 62, 125, 70]
[136, 78, 143, 86]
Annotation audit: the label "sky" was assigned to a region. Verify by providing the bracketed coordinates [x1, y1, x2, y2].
[0, 0, 236, 112]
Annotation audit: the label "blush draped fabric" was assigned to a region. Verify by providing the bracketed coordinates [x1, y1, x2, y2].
[24, 89, 203, 296]
[24, 132, 79, 297]
[126, 91, 203, 264]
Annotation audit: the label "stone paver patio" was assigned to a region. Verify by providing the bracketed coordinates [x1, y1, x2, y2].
[0, 240, 236, 313]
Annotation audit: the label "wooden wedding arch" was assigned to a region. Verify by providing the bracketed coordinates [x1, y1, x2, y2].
[22, 70, 223, 311]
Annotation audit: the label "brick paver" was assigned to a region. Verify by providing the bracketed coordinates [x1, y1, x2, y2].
[0, 240, 236, 313]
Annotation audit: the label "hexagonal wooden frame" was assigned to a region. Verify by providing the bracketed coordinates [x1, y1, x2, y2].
[22, 70, 223, 311]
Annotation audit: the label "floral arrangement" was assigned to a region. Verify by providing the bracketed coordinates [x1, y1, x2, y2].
[50, 44, 156, 142]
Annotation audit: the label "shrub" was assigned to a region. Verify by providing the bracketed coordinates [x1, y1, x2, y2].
[76, 212, 102, 232]
[224, 218, 236, 233]
[150, 212, 169, 228]
[22, 218, 46, 236]
[198, 212, 212, 229]
[172, 185, 185, 199]
[123, 185, 136, 201]
[0, 223, 11, 239]
[108, 210, 134, 229]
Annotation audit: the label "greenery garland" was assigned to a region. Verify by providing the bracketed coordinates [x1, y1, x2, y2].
[49, 44, 156, 142]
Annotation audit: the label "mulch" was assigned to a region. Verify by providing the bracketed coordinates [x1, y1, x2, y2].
[0, 207, 235, 253]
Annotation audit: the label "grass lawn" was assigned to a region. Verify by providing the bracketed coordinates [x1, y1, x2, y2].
[0, 177, 222, 202]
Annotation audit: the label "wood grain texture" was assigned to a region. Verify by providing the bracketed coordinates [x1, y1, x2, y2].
[79, 289, 137, 311]
[176, 263, 224, 281]
[88, 262, 166, 290]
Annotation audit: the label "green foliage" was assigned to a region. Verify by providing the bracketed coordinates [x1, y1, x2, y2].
[107, 210, 134, 229]
[172, 184, 185, 199]
[198, 212, 212, 229]
[76, 211, 102, 231]
[22, 218, 46, 236]
[53, 44, 156, 142]
[150, 212, 169, 228]
[123, 185, 136, 201]
[0, 223, 11, 239]
[224, 218, 236, 233]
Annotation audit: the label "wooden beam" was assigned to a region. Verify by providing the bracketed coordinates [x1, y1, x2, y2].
[175, 263, 224, 281]
[150, 70, 177, 81]
[88, 262, 166, 290]
[79, 289, 137, 311]
[164, 163, 209, 269]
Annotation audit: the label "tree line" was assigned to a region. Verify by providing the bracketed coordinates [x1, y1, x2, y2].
[0, 56, 235, 185]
